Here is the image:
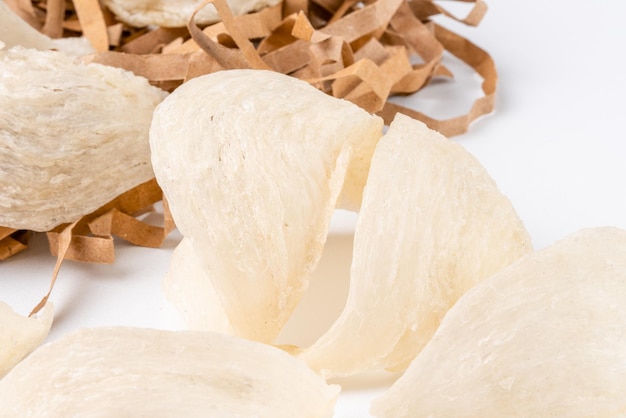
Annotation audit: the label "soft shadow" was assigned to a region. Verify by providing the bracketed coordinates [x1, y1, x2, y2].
[276, 233, 406, 392]
[330, 370, 402, 392]
[276, 234, 354, 348]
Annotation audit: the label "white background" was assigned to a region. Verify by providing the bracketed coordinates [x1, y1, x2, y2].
[2, 0, 626, 416]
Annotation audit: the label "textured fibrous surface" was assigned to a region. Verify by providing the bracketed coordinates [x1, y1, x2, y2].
[150, 69, 383, 343]
[300, 114, 532, 377]
[371, 227, 626, 418]
[0, 327, 339, 417]
[0, 46, 167, 231]
[102, 0, 281, 27]
[0, 302, 53, 378]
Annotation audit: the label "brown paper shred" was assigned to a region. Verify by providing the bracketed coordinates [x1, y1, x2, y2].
[41, 0, 65, 38]
[0, 227, 30, 261]
[309, 0, 343, 14]
[377, 23, 496, 136]
[190, 0, 271, 70]
[261, 39, 311, 74]
[46, 230, 115, 264]
[313, 58, 391, 112]
[73, 0, 109, 50]
[198, 2, 283, 42]
[380, 46, 418, 91]
[256, 14, 301, 54]
[106, 22, 124, 47]
[44, 179, 175, 264]
[389, 55, 437, 94]
[291, 11, 317, 41]
[90, 208, 171, 248]
[183, 50, 224, 81]
[30, 221, 76, 316]
[184, 0, 496, 133]
[210, 0, 272, 69]
[327, 0, 359, 24]
[353, 37, 388, 63]
[0, 227, 17, 243]
[431, 0, 487, 26]
[389, 1, 441, 62]
[406, 0, 484, 25]
[121, 27, 190, 54]
[62, 17, 83, 33]
[83, 51, 209, 82]
[434, 62, 453, 78]
[283, 0, 308, 17]
[187, 2, 249, 68]
[320, 0, 404, 43]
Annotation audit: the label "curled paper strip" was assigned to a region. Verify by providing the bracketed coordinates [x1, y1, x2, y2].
[70, 0, 496, 135]
[0, 227, 29, 261]
[46, 179, 175, 264]
[183, 0, 496, 134]
[30, 222, 76, 317]
[72, 0, 110, 51]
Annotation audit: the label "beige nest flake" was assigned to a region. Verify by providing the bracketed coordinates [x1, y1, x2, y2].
[0, 302, 53, 379]
[299, 114, 532, 377]
[0, 2, 94, 55]
[0, 46, 167, 232]
[372, 227, 626, 417]
[0, 1, 56, 51]
[0, 327, 339, 417]
[150, 69, 384, 343]
[102, 0, 281, 27]
[150, 69, 532, 377]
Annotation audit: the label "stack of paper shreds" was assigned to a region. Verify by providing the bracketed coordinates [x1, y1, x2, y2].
[0, 0, 494, 264]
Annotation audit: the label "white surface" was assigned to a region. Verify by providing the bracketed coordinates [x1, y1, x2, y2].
[2, 1, 626, 416]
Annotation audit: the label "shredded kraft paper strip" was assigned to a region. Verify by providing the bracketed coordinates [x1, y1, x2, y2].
[76, 0, 496, 136]
[1, 0, 496, 273]
[0, 179, 175, 264]
[0, 227, 29, 261]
